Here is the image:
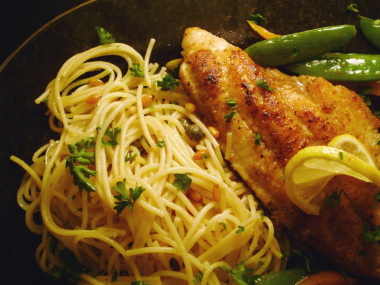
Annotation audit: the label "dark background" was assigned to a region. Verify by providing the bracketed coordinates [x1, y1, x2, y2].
[1, 0, 89, 65]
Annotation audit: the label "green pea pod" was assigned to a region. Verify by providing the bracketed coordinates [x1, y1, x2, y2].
[254, 268, 308, 285]
[284, 53, 380, 82]
[360, 16, 380, 50]
[244, 25, 356, 66]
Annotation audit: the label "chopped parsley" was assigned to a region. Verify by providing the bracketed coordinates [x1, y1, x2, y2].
[363, 224, 380, 243]
[347, 3, 359, 13]
[339, 151, 344, 160]
[113, 179, 145, 215]
[102, 126, 121, 146]
[220, 262, 259, 284]
[66, 137, 97, 193]
[226, 98, 237, 109]
[95, 26, 116, 45]
[52, 248, 90, 282]
[236, 225, 245, 233]
[256, 79, 274, 92]
[224, 110, 237, 123]
[157, 74, 179, 91]
[156, 140, 165, 148]
[224, 97, 238, 123]
[125, 151, 138, 162]
[130, 63, 145, 77]
[194, 271, 203, 284]
[248, 14, 265, 25]
[255, 133, 261, 146]
[173, 173, 192, 191]
[375, 192, 380, 203]
[219, 222, 227, 230]
[324, 190, 343, 208]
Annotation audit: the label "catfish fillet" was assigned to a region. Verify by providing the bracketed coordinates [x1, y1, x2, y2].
[179, 27, 380, 280]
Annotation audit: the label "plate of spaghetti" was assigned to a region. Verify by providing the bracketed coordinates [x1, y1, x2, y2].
[0, 0, 378, 284]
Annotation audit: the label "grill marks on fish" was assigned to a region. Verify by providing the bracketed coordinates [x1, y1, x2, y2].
[179, 27, 380, 281]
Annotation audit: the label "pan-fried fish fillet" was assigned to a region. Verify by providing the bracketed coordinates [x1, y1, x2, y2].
[179, 27, 380, 281]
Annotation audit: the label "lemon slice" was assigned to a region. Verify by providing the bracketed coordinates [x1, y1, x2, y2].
[284, 145, 380, 215]
[328, 134, 376, 166]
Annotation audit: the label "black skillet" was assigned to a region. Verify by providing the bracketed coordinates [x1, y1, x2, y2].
[0, 0, 379, 284]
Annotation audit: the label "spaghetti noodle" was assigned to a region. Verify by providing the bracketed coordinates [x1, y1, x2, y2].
[11, 39, 282, 284]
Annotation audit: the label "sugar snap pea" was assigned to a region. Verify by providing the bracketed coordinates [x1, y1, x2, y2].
[360, 16, 380, 50]
[244, 25, 356, 66]
[284, 53, 380, 82]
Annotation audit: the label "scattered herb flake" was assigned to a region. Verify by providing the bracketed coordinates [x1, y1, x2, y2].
[220, 262, 259, 284]
[102, 126, 121, 146]
[339, 151, 344, 160]
[173, 173, 192, 191]
[256, 79, 274, 92]
[66, 137, 97, 193]
[347, 3, 359, 13]
[226, 98, 237, 109]
[363, 224, 380, 243]
[236, 225, 245, 233]
[194, 271, 203, 284]
[157, 74, 179, 91]
[219, 222, 227, 230]
[52, 248, 90, 282]
[125, 151, 138, 163]
[113, 179, 145, 215]
[156, 140, 165, 148]
[255, 133, 261, 146]
[130, 63, 145, 77]
[324, 190, 343, 208]
[95, 26, 116, 45]
[111, 270, 118, 282]
[224, 110, 237, 123]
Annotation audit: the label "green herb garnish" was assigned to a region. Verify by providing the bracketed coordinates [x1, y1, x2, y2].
[52, 248, 90, 282]
[102, 126, 121, 146]
[156, 141, 165, 148]
[66, 137, 97, 193]
[157, 74, 179, 91]
[220, 262, 259, 285]
[347, 3, 359, 13]
[363, 224, 380, 243]
[113, 179, 145, 215]
[324, 190, 343, 208]
[95, 27, 116, 45]
[125, 151, 138, 162]
[173, 173, 192, 191]
[194, 271, 203, 284]
[255, 133, 261, 146]
[256, 79, 274, 92]
[236, 226, 245, 233]
[130, 63, 145, 77]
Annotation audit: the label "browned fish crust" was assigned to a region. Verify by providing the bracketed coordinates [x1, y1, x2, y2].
[179, 27, 380, 281]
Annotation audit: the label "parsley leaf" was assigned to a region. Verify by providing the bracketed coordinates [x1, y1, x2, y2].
[375, 192, 380, 203]
[255, 133, 261, 146]
[113, 179, 145, 215]
[157, 74, 179, 91]
[102, 126, 121, 146]
[66, 137, 97, 193]
[256, 79, 274, 92]
[125, 151, 138, 162]
[220, 262, 259, 285]
[130, 63, 145, 77]
[226, 98, 237, 108]
[363, 224, 380, 243]
[173, 173, 192, 191]
[95, 27, 116, 45]
[347, 3, 359, 13]
[324, 190, 343, 208]
[194, 271, 203, 284]
[156, 140, 165, 148]
[224, 110, 237, 123]
[236, 226, 245, 233]
[248, 14, 265, 25]
[52, 248, 90, 282]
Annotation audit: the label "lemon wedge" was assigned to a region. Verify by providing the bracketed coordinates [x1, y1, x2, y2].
[328, 134, 376, 166]
[284, 141, 380, 215]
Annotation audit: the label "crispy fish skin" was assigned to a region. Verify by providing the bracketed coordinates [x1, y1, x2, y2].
[179, 27, 380, 280]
